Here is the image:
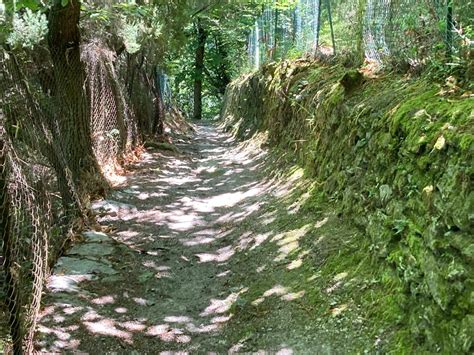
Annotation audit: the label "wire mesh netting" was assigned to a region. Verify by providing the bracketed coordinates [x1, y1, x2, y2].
[0, 1, 171, 348]
[83, 42, 139, 172]
[0, 39, 160, 355]
[0, 120, 52, 354]
[248, 0, 473, 68]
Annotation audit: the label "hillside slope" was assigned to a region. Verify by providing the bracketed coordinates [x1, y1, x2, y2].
[221, 59, 474, 353]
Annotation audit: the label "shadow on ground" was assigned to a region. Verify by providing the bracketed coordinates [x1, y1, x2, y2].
[36, 123, 377, 353]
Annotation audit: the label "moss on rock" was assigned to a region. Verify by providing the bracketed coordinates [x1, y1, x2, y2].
[221, 59, 474, 353]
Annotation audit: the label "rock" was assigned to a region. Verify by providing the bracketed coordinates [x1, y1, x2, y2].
[53, 257, 118, 276]
[69, 243, 115, 258]
[48, 256, 117, 293]
[82, 231, 112, 243]
[144, 141, 179, 153]
[109, 188, 140, 200]
[123, 188, 138, 195]
[422, 252, 451, 311]
[91, 199, 138, 219]
[340, 69, 364, 93]
[138, 271, 155, 283]
[48, 274, 96, 293]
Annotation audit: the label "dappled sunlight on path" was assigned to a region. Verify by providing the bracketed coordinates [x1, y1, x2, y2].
[36, 123, 331, 353]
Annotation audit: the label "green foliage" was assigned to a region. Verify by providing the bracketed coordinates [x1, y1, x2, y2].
[170, 1, 267, 119]
[7, 8, 47, 49]
[4, 0, 41, 11]
[118, 21, 142, 54]
[0, 1, 5, 18]
[273, 0, 298, 10]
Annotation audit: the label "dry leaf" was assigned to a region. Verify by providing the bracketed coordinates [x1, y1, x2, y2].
[434, 135, 446, 150]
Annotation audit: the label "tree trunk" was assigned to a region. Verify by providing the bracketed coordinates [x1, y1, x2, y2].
[446, 1, 453, 58]
[8, 52, 82, 214]
[215, 35, 231, 96]
[193, 19, 207, 121]
[141, 66, 165, 136]
[153, 68, 165, 135]
[356, 0, 366, 64]
[48, 0, 103, 194]
[273, 8, 279, 60]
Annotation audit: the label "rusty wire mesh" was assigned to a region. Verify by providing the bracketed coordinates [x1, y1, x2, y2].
[0, 121, 51, 354]
[248, 0, 472, 68]
[83, 41, 139, 174]
[0, 37, 155, 352]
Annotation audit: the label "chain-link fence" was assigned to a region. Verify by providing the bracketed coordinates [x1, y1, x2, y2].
[248, 0, 473, 68]
[0, 1, 170, 347]
[0, 34, 160, 353]
[84, 42, 139, 172]
[0, 120, 53, 354]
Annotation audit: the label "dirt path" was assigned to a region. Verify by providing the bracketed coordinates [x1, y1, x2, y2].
[37, 123, 372, 353]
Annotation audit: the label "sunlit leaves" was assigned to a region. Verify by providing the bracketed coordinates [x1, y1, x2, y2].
[7, 8, 48, 49]
[3, 0, 41, 11]
[118, 21, 142, 54]
[274, 0, 298, 10]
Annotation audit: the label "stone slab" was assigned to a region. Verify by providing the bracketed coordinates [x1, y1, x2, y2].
[53, 256, 117, 276]
[69, 243, 115, 258]
[82, 231, 112, 243]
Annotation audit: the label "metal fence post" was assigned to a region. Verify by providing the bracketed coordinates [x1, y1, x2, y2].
[325, 0, 336, 54]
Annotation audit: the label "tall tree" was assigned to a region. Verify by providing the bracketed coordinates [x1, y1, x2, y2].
[193, 18, 207, 120]
[173, 1, 263, 119]
[48, 0, 104, 194]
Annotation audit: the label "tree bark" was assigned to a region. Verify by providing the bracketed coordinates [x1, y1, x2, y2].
[153, 68, 165, 135]
[193, 19, 207, 121]
[215, 34, 231, 96]
[48, 0, 104, 194]
[143, 66, 165, 136]
[356, 0, 366, 64]
[446, 1, 453, 58]
[273, 8, 279, 60]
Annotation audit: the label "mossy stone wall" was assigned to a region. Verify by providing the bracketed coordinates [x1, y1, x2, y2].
[221, 60, 474, 352]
